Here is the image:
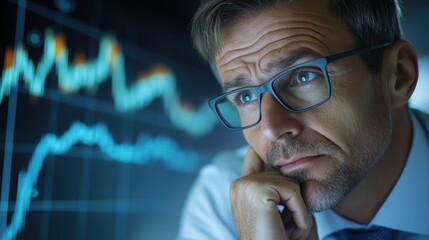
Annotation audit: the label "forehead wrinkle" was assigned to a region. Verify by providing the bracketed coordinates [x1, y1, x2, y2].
[219, 16, 335, 60]
[216, 0, 345, 62]
[263, 33, 333, 57]
[255, 26, 334, 58]
[217, 38, 276, 70]
[254, 35, 331, 76]
[218, 22, 333, 70]
[221, 65, 242, 77]
[220, 61, 256, 88]
[217, 25, 282, 65]
[282, 17, 335, 30]
[218, 36, 303, 73]
[260, 46, 325, 76]
[218, 25, 307, 67]
[217, 40, 265, 69]
[258, 31, 329, 57]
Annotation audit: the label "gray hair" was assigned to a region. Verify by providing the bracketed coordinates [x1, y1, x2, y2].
[191, 0, 402, 75]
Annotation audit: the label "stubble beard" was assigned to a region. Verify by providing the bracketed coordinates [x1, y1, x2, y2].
[266, 97, 392, 213]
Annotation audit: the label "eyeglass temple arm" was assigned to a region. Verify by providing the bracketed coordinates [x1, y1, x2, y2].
[325, 42, 392, 64]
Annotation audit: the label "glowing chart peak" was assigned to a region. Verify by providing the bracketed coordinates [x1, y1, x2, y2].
[0, 121, 201, 240]
[0, 30, 216, 136]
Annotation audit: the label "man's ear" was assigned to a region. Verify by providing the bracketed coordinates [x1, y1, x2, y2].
[383, 40, 419, 108]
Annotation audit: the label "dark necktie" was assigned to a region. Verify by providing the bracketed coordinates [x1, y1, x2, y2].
[330, 226, 400, 240]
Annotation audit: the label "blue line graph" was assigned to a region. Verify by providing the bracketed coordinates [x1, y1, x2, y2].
[0, 29, 217, 136]
[0, 121, 202, 240]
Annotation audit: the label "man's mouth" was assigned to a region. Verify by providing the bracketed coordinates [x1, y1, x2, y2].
[275, 154, 323, 173]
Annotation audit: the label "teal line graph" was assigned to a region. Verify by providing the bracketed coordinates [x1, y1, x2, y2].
[0, 121, 201, 240]
[0, 29, 216, 136]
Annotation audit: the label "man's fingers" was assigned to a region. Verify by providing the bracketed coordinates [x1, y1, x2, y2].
[237, 148, 315, 239]
[241, 148, 312, 231]
[230, 171, 314, 239]
[273, 180, 311, 231]
[241, 147, 265, 176]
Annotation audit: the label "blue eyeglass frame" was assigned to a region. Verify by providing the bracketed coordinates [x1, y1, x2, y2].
[208, 42, 392, 130]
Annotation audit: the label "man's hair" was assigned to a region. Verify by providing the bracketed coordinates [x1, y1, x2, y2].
[190, 0, 402, 75]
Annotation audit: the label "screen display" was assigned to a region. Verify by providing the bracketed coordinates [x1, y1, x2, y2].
[0, 0, 245, 239]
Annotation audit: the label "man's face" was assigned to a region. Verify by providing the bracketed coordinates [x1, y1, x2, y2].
[215, 0, 392, 212]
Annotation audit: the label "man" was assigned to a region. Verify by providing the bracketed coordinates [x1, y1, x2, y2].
[179, 0, 429, 239]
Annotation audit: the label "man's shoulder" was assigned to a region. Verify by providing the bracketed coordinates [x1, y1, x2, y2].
[208, 145, 247, 175]
[177, 147, 246, 239]
[194, 146, 246, 187]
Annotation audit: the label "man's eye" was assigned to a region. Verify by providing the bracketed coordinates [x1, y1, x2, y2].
[296, 71, 318, 84]
[234, 90, 257, 105]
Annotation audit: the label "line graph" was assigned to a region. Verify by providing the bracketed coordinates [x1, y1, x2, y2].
[0, 0, 230, 239]
[0, 29, 217, 136]
[0, 121, 202, 240]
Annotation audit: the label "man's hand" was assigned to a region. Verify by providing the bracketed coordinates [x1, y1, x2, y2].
[230, 148, 318, 240]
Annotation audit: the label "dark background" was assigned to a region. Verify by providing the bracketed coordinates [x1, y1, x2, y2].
[0, 0, 428, 239]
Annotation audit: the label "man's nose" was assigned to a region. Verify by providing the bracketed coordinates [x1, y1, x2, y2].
[258, 93, 303, 140]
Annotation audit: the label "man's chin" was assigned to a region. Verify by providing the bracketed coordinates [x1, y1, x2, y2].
[300, 180, 345, 213]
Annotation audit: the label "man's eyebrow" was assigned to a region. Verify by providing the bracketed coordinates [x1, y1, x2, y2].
[261, 48, 324, 75]
[222, 75, 252, 92]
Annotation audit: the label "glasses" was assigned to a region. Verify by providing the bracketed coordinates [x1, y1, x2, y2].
[208, 42, 391, 130]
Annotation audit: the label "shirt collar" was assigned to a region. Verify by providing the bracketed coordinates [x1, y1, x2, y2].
[314, 109, 429, 238]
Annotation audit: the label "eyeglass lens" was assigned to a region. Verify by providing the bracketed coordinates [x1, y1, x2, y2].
[215, 64, 329, 128]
